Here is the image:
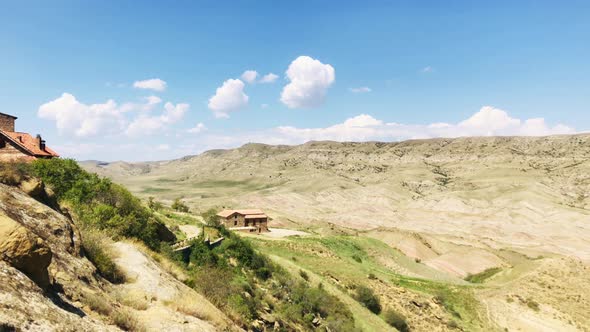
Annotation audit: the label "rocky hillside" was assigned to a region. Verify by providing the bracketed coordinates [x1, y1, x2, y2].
[0, 176, 235, 331]
[83, 134, 590, 262]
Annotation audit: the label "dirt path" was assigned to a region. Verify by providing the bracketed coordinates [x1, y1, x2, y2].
[178, 224, 202, 240]
[268, 254, 394, 332]
[112, 241, 230, 332]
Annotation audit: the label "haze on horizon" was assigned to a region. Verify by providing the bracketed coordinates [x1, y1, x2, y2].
[1, 1, 589, 161]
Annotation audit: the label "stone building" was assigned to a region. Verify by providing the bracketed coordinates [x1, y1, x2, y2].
[0, 112, 59, 161]
[216, 209, 269, 233]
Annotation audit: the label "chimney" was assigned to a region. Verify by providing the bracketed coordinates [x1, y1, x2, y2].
[36, 134, 46, 151]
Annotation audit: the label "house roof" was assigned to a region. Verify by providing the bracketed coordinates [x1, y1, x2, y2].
[244, 214, 267, 219]
[0, 112, 17, 119]
[217, 209, 267, 218]
[0, 131, 59, 157]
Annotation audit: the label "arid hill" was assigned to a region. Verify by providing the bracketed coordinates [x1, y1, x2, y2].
[83, 134, 590, 263]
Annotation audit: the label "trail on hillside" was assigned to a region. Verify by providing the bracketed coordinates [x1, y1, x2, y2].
[112, 241, 230, 332]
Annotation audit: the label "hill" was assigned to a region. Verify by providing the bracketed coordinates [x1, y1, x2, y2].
[80, 134, 590, 331]
[82, 134, 590, 262]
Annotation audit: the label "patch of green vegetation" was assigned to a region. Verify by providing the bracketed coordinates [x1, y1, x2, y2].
[465, 267, 502, 283]
[393, 275, 484, 330]
[166, 226, 357, 330]
[171, 197, 190, 212]
[141, 186, 171, 193]
[79, 227, 126, 283]
[30, 159, 163, 250]
[252, 234, 489, 330]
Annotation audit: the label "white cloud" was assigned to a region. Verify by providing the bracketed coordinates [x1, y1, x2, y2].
[187, 122, 207, 134]
[280, 56, 335, 109]
[272, 106, 575, 143]
[349, 87, 371, 93]
[421, 66, 433, 73]
[38, 93, 126, 138]
[241, 70, 258, 84]
[260, 73, 279, 83]
[133, 78, 167, 91]
[208, 79, 249, 118]
[126, 102, 189, 137]
[120, 95, 162, 112]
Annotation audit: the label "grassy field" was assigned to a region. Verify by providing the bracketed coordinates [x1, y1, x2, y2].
[248, 234, 495, 331]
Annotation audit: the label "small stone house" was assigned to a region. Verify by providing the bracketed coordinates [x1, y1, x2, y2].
[0, 112, 59, 162]
[216, 209, 269, 233]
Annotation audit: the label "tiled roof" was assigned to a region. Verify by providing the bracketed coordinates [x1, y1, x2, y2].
[217, 209, 267, 218]
[0, 131, 59, 157]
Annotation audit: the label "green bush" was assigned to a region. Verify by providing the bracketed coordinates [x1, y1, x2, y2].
[299, 270, 310, 281]
[171, 198, 189, 212]
[80, 228, 126, 283]
[354, 285, 382, 314]
[201, 208, 221, 227]
[29, 158, 161, 250]
[383, 309, 409, 332]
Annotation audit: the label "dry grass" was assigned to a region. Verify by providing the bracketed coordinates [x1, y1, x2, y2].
[83, 291, 113, 316]
[165, 293, 230, 330]
[112, 288, 150, 311]
[111, 308, 146, 332]
[80, 228, 127, 284]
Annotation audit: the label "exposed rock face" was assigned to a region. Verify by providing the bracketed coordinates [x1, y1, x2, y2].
[0, 214, 52, 288]
[155, 220, 177, 242]
[0, 182, 235, 331]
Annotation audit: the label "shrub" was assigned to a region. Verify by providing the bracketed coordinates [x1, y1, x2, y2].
[383, 309, 409, 332]
[299, 270, 310, 281]
[29, 158, 162, 250]
[351, 254, 362, 263]
[0, 161, 31, 185]
[147, 196, 163, 210]
[526, 298, 540, 311]
[80, 228, 126, 283]
[354, 285, 381, 314]
[171, 198, 189, 212]
[201, 208, 221, 227]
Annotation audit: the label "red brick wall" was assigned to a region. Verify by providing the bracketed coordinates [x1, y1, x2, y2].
[0, 115, 15, 132]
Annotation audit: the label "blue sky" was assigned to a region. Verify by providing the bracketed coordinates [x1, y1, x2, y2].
[1, 1, 589, 161]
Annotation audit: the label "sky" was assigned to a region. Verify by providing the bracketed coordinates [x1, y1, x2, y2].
[1, 0, 589, 161]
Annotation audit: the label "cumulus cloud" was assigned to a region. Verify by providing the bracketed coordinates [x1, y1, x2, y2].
[38, 93, 126, 138]
[280, 56, 335, 109]
[208, 79, 249, 118]
[120, 95, 162, 112]
[187, 122, 207, 134]
[273, 106, 575, 143]
[241, 70, 258, 84]
[260, 73, 279, 83]
[126, 102, 189, 137]
[133, 78, 167, 91]
[349, 87, 371, 93]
